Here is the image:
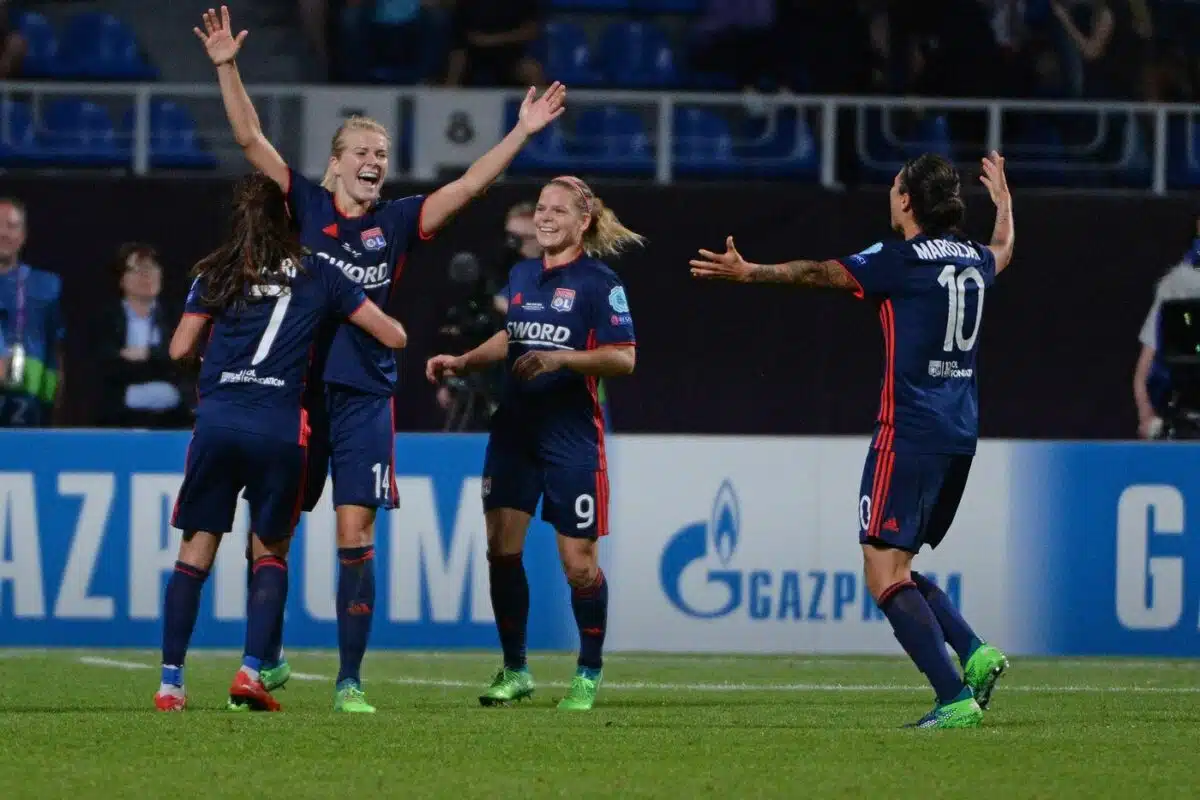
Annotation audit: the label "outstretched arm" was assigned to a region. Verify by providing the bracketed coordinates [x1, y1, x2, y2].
[195, 6, 289, 189]
[348, 299, 408, 349]
[425, 330, 509, 384]
[980, 151, 1014, 274]
[690, 236, 859, 290]
[419, 83, 567, 236]
[170, 313, 211, 362]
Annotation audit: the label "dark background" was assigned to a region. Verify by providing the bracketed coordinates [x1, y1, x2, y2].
[7, 177, 1189, 438]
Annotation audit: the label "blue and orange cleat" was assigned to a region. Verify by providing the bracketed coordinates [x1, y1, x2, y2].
[227, 670, 282, 711]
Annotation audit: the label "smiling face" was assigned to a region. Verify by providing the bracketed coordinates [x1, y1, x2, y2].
[534, 183, 590, 255]
[331, 129, 389, 206]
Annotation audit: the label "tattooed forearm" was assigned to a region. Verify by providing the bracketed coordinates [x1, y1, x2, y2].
[991, 203, 1014, 248]
[746, 259, 858, 290]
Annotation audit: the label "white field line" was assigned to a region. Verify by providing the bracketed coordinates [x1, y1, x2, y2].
[75, 656, 1200, 694]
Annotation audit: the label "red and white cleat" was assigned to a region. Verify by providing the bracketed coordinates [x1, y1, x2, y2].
[154, 690, 187, 712]
[228, 670, 282, 711]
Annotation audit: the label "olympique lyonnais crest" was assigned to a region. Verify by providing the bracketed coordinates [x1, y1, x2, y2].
[361, 227, 386, 251]
[551, 287, 576, 312]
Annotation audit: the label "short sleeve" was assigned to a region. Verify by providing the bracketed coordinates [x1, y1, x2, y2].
[380, 194, 431, 245]
[317, 260, 369, 320]
[184, 277, 210, 316]
[286, 168, 327, 230]
[1140, 296, 1162, 350]
[835, 242, 902, 299]
[589, 276, 636, 346]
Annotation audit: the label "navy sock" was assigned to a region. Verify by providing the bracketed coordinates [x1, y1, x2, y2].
[878, 581, 966, 706]
[336, 546, 375, 685]
[245, 555, 288, 671]
[487, 552, 529, 671]
[246, 541, 285, 667]
[911, 571, 982, 666]
[162, 561, 208, 679]
[571, 569, 608, 671]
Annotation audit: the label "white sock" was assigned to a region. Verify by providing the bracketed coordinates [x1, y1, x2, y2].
[158, 683, 184, 697]
[240, 665, 260, 682]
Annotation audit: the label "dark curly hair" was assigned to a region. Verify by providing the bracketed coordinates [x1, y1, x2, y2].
[899, 153, 966, 238]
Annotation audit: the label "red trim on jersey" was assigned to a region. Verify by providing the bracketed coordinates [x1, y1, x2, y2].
[289, 443, 309, 531]
[417, 200, 435, 241]
[594, 469, 610, 537]
[875, 299, 897, 451]
[387, 255, 407, 304]
[182, 312, 211, 320]
[298, 407, 310, 447]
[347, 297, 370, 319]
[585, 330, 608, 471]
[170, 434, 195, 527]
[283, 168, 293, 198]
[596, 341, 635, 348]
[322, 223, 338, 238]
[833, 259, 866, 299]
[543, 250, 584, 271]
[387, 397, 399, 503]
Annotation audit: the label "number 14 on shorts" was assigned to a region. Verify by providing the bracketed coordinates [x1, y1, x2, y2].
[371, 462, 391, 502]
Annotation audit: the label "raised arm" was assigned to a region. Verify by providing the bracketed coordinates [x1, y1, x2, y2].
[194, 6, 289, 189]
[170, 313, 211, 362]
[979, 151, 1014, 274]
[348, 299, 408, 349]
[419, 83, 567, 236]
[689, 236, 859, 289]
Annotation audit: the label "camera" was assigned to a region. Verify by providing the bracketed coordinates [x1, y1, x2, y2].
[1155, 298, 1200, 439]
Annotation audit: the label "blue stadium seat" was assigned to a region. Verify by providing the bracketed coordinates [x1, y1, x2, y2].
[0, 101, 44, 165]
[541, 22, 603, 87]
[505, 100, 573, 171]
[60, 12, 157, 80]
[549, 0, 630, 9]
[736, 108, 820, 178]
[40, 99, 125, 166]
[16, 12, 64, 78]
[673, 107, 734, 175]
[599, 22, 680, 88]
[632, 0, 701, 11]
[1167, 117, 1200, 189]
[572, 106, 654, 174]
[119, 101, 217, 169]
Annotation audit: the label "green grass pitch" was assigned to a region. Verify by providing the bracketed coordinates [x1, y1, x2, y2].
[0, 650, 1197, 798]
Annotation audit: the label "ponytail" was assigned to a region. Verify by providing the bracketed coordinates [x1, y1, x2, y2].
[549, 176, 646, 259]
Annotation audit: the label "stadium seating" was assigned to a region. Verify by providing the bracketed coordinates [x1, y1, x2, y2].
[549, 0, 631, 10]
[60, 12, 157, 81]
[15, 11, 63, 78]
[542, 22, 604, 87]
[572, 106, 655, 174]
[673, 107, 734, 175]
[0, 101, 39, 165]
[1167, 117, 1200, 188]
[631, 0, 702, 11]
[40, 99, 125, 167]
[599, 22, 679, 88]
[734, 107, 820, 178]
[118, 101, 217, 169]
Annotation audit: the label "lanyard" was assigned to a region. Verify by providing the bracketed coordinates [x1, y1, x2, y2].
[13, 265, 26, 342]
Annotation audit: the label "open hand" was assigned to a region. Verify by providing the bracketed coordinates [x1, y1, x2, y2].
[980, 151, 1010, 207]
[689, 236, 753, 282]
[517, 82, 567, 136]
[194, 6, 247, 67]
[513, 350, 563, 380]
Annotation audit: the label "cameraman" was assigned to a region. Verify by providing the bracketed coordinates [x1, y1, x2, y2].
[1133, 217, 1200, 438]
[434, 202, 542, 430]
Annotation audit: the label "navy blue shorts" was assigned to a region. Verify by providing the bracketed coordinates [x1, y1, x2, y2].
[172, 425, 307, 543]
[327, 386, 397, 510]
[482, 439, 609, 539]
[301, 401, 331, 512]
[857, 448, 972, 553]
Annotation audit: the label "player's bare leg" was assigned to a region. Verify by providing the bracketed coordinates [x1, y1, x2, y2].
[229, 534, 290, 712]
[863, 544, 981, 729]
[556, 534, 605, 711]
[157, 530, 222, 711]
[332, 504, 378, 712]
[480, 508, 535, 706]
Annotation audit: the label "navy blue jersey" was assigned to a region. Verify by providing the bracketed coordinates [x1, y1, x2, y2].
[497, 256, 636, 468]
[185, 257, 368, 443]
[286, 169, 428, 395]
[837, 235, 997, 455]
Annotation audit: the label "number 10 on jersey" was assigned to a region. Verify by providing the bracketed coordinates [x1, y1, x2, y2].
[937, 265, 985, 353]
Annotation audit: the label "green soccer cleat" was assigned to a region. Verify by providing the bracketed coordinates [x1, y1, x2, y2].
[905, 695, 983, 729]
[556, 669, 601, 711]
[260, 660, 291, 693]
[478, 667, 535, 707]
[963, 643, 1009, 710]
[333, 680, 376, 713]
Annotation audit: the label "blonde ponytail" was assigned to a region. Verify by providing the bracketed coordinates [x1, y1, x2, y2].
[550, 176, 645, 259]
[582, 198, 645, 258]
[320, 115, 391, 192]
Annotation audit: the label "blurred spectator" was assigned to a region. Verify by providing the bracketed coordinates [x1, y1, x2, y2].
[1051, 0, 1154, 99]
[0, 0, 27, 79]
[445, 0, 544, 88]
[690, 0, 790, 94]
[94, 243, 191, 429]
[335, 0, 450, 84]
[1133, 218, 1200, 439]
[0, 198, 64, 428]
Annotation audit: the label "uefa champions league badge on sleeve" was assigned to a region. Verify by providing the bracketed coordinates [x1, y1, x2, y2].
[848, 242, 883, 266]
[608, 286, 630, 313]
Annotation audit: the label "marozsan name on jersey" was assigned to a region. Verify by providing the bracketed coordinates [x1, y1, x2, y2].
[911, 239, 983, 262]
[315, 250, 390, 290]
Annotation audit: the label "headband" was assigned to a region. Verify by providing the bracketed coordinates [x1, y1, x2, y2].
[553, 175, 592, 216]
